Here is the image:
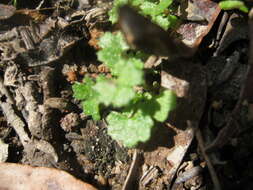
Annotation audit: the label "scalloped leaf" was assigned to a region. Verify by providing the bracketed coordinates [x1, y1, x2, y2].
[82, 99, 100, 121]
[153, 90, 176, 122]
[93, 76, 135, 107]
[97, 32, 129, 69]
[72, 78, 96, 100]
[116, 58, 144, 86]
[107, 111, 154, 147]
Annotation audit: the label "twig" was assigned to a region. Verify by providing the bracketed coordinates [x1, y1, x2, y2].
[40, 67, 56, 141]
[174, 166, 203, 184]
[216, 12, 229, 43]
[195, 126, 222, 190]
[20, 81, 43, 138]
[122, 149, 140, 190]
[0, 66, 29, 146]
[0, 76, 14, 104]
[0, 102, 30, 146]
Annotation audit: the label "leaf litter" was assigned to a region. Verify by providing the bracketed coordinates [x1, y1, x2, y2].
[0, 0, 253, 190]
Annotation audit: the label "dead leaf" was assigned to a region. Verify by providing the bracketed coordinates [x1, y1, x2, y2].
[0, 163, 98, 190]
[178, 0, 221, 49]
[0, 4, 16, 20]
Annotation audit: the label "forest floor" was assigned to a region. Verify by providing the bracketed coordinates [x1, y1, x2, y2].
[0, 0, 253, 190]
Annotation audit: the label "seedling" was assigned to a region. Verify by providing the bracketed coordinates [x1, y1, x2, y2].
[73, 1, 177, 147]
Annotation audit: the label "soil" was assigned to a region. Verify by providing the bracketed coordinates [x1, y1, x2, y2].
[0, 0, 253, 190]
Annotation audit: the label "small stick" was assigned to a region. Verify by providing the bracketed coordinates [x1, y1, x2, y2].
[0, 76, 30, 146]
[195, 126, 222, 190]
[122, 149, 140, 190]
[0, 76, 14, 104]
[0, 102, 30, 146]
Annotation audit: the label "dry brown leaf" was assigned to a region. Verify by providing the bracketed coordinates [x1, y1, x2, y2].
[178, 0, 221, 49]
[0, 4, 16, 20]
[0, 163, 98, 190]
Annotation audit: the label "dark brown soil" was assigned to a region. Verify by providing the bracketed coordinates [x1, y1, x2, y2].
[0, 1, 253, 190]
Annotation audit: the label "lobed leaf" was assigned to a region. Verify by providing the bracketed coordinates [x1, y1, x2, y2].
[140, 2, 157, 16]
[153, 90, 176, 122]
[97, 32, 129, 70]
[152, 15, 170, 30]
[117, 59, 144, 86]
[97, 49, 122, 69]
[107, 111, 154, 147]
[98, 32, 129, 50]
[72, 77, 96, 100]
[82, 99, 100, 121]
[134, 90, 176, 122]
[93, 76, 136, 107]
[113, 86, 135, 107]
[139, 0, 175, 30]
[93, 77, 117, 106]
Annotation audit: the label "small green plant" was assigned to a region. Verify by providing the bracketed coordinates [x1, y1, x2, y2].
[73, 32, 176, 147]
[73, 1, 177, 147]
[219, 0, 248, 13]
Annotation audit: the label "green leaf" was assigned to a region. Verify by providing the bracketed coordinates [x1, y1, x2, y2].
[110, 59, 127, 76]
[117, 58, 144, 86]
[136, 90, 176, 121]
[156, 0, 173, 14]
[137, 92, 159, 117]
[107, 111, 154, 147]
[72, 77, 96, 100]
[72, 83, 88, 100]
[153, 90, 176, 122]
[139, 0, 176, 29]
[122, 92, 147, 116]
[219, 0, 248, 13]
[109, 0, 129, 23]
[82, 99, 100, 120]
[93, 76, 135, 107]
[97, 48, 122, 69]
[129, 57, 144, 69]
[167, 15, 178, 28]
[98, 32, 129, 51]
[152, 15, 170, 30]
[93, 77, 117, 106]
[97, 32, 129, 69]
[140, 2, 157, 17]
[131, 0, 144, 6]
[72, 11, 179, 147]
[72, 77, 101, 120]
[113, 86, 135, 107]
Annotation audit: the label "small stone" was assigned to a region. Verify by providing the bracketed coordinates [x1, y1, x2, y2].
[60, 113, 80, 132]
